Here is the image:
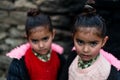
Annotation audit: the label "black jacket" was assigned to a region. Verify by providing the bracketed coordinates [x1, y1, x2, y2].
[7, 53, 65, 80]
[59, 51, 120, 80]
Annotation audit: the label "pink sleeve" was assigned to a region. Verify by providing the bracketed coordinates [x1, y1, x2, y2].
[6, 43, 30, 60]
[51, 43, 64, 54]
[100, 49, 120, 71]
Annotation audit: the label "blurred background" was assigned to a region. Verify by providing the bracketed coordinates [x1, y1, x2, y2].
[0, 0, 120, 80]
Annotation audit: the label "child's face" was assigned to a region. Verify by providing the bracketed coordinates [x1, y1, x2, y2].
[28, 26, 55, 55]
[73, 27, 108, 61]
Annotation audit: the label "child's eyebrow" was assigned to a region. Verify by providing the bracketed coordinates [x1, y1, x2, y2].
[88, 41, 99, 44]
[41, 36, 49, 40]
[76, 38, 82, 41]
[76, 38, 84, 42]
[89, 40, 99, 42]
[76, 38, 99, 43]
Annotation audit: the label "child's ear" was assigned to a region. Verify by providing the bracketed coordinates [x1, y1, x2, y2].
[52, 29, 56, 39]
[102, 36, 109, 47]
[24, 33, 27, 38]
[72, 33, 75, 39]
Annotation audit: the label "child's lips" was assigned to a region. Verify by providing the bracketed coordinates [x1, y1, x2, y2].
[38, 49, 47, 53]
[80, 54, 91, 58]
[39, 49, 46, 52]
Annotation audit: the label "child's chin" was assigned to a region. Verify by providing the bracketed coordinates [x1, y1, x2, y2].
[38, 50, 48, 55]
[81, 57, 91, 62]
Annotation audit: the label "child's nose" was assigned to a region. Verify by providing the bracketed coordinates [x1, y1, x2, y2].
[39, 42, 44, 48]
[83, 45, 89, 53]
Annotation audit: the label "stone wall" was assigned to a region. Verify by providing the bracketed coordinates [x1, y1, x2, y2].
[0, 0, 86, 79]
[0, 0, 37, 79]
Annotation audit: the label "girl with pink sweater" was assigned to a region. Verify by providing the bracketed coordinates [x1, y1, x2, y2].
[59, 5, 120, 80]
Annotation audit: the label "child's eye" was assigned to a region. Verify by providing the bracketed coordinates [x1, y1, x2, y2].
[31, 39, 38, 44]
[42, 37, 49, 41]
[76, 39, 84, 45]
[89, 42, 97, 47]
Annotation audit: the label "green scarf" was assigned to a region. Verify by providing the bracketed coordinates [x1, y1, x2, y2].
[33, 50, 51, 62]
[78, 54, 99, 69]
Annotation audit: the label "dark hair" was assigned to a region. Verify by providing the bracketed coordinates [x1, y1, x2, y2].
[25, 8, 52, 36]
[73, 5, 107, 38]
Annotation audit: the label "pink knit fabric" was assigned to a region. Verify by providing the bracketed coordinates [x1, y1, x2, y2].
[6, 44, 120, 70]
[6, 43, 30, 60]
[100, 49, 120, 71]
[72, 47, 120, 70]
[69, 54, 111, 80]
[6, 43, 64, 60]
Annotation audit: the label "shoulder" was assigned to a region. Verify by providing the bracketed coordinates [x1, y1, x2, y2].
[108, 65, 120, 80]
[7, 57, 30, 79]
[67, 51, 77, 62]
[8, 57, 26, 73]
[7, 56, 29, 76]
[62, 51, 77, 68]
[54, 50, 66, 65]
[6, 43, 30, 60]
[55, 50, 77, 64]
[100, 49, 120, 70]
[6, 43, 64, 60]
[7, 57, 30, 80]
[57, 51, 77, 80]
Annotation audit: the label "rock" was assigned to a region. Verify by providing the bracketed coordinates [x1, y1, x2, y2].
[0, 24, 10, 31]
[9, 27, 24, 38]
[0, 32, 7, 40]
[0, 11, 8, 19]
[0, 1, 15, 10]
[38, 0, 87, 14]
[0, 44, 9, 55]
[50, 15, 71, 30]
[0, 55, 12, 79]
[5, 38, 25, 47]
[9, 11, 27, 24]
[17, 25, 25, 31]
[14, 0, 37, 10]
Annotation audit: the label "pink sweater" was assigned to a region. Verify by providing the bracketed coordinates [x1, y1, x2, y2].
[72, 47, 120, 71]
[69, 54, 111, 80]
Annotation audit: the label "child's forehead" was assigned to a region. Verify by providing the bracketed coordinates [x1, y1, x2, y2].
[76, 27, 99, 34]
[75, 27, 102, 39]
[28, 26, 52, 39]
[74, 28, 102, 41]
[30, 25, 50, 32]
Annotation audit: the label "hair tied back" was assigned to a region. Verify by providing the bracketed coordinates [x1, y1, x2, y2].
[81, 5, 96, 16]
[27, 8, 40, 17]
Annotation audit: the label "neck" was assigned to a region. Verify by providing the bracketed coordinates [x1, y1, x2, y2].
[32, 49, 51, 62]
[78, 54, 100, 69]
